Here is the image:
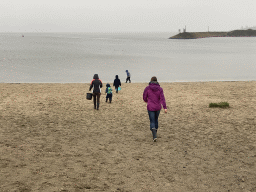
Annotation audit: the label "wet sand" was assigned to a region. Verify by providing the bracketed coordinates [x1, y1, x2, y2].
[0, 81, 255, 192]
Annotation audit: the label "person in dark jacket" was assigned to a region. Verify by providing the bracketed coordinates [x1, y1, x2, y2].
[143, 76, 167, 142]
[89, 74, 102, 110]
[113, 75, 121, 93]
[125, 70, 131, 83]
[105, 83, 112, 103]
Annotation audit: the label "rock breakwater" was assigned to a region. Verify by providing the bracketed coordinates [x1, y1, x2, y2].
[169, 29, 256, 39]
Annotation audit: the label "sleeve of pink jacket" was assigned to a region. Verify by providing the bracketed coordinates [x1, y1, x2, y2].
[160, 88, 167, 109]
[143, 87, 148, 103]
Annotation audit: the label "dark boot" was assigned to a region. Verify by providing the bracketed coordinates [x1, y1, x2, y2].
[106, 98, 108, 102]
[97, 103, 100, 110]
[109, 100, 111, 103]
[152, 128, 157, 142]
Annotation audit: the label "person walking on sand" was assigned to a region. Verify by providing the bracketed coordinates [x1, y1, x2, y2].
[125, 70, 131, 83]
[105, 83, 113, 103]
[89, 74, 102, 110]
[113, 75, 121, 93]
[143, 76, 167, 142]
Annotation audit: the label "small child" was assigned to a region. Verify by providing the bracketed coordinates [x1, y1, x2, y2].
[125, 70, 131, 83]
[105, 83, 112, 103]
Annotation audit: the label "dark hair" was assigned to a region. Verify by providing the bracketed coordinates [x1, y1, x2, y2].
[151, 76, 157, 82]
[93, 74, 99, 79]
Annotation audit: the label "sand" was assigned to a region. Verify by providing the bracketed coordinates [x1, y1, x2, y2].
[0, 81, 255, 192]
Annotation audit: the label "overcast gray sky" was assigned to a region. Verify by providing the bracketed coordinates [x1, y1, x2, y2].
[1, 0, 255, 33]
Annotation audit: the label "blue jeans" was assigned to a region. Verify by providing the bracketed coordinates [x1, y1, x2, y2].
[148, 110, 160, 131]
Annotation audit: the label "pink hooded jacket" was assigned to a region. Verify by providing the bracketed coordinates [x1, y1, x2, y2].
[143, 82, 167, 111]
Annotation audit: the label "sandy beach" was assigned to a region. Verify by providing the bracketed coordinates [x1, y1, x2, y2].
[0, 81, 255, 192]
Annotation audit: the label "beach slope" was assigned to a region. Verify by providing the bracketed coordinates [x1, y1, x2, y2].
[0, 81, 255, 191]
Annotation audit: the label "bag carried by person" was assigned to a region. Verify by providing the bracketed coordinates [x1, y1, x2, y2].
[115, 87, 121, 92]
[86, 93, 93, 100]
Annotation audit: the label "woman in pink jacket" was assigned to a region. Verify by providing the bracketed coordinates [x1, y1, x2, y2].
[143, 76, 167, 142]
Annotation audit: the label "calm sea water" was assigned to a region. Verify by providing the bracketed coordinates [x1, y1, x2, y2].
[0, 32, 255, 83]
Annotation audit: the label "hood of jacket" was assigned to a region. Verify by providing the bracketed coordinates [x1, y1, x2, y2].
[93, 74, 99, 79]
[115, 75, 119, 79]
[106, 83, 110, 87]
[149, 81, 160, 92]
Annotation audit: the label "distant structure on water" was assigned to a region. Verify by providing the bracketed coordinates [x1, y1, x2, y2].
[178, 26, 186, 33]
[170, 27, 256, 39]
[183, 26, 186, 33]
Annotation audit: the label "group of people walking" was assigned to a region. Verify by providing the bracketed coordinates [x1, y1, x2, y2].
[105, 75, 122, 103]
[89, 70, 131, 109]
[89, 70, 167, 142]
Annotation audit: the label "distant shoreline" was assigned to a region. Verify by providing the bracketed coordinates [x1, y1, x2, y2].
[169, 29, 256, 39]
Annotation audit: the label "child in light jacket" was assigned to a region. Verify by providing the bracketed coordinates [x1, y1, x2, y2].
[105, 83, 113, 103]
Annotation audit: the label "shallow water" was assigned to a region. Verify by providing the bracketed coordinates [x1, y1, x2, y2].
[0, 32, 255, 83]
